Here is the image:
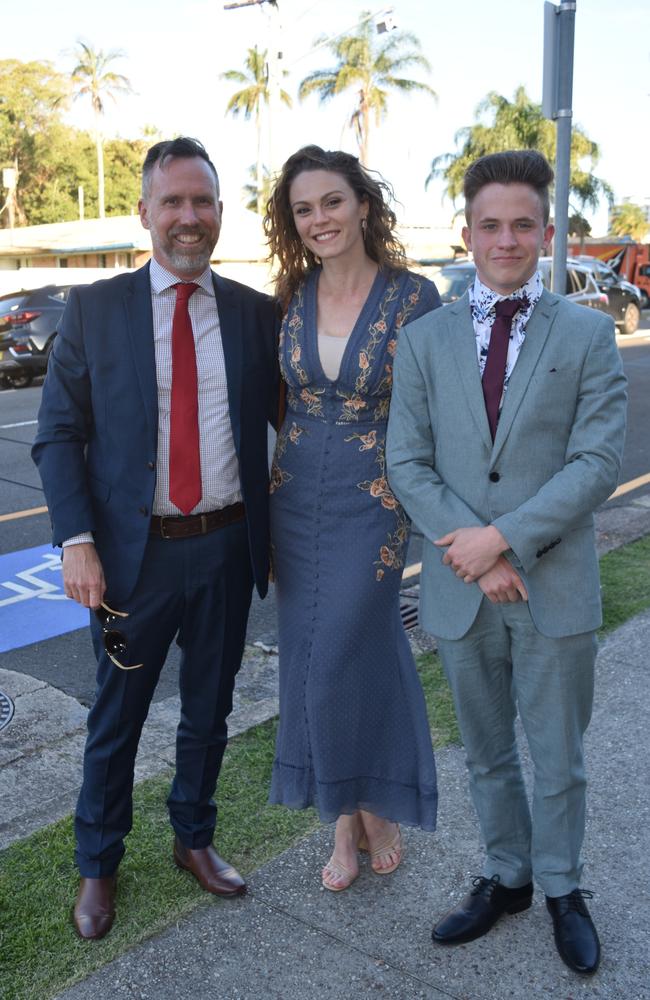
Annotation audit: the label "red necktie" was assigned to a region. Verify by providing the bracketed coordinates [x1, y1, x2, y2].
[169, 282, 202, 514]
[481, 298, 524, 440]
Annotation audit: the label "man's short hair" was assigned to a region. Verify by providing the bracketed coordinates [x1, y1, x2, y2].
[463, 150, 554, 224]
[141, 137, 220, 199]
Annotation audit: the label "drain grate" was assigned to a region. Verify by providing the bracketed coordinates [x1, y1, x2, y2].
[400, 599, 419, 631]
[0, 690, 15, 732]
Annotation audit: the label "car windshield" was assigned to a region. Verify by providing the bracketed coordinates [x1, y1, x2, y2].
[436, 268, 475, 302]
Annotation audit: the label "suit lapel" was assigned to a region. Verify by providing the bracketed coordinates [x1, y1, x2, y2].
[492, 289, 560, 457]
[449, 296, 493, 451]
[123, 262, 158, 447]
[212, 271, 243, 451]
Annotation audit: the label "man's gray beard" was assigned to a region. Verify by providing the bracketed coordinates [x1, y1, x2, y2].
[167, 247, 213, 275]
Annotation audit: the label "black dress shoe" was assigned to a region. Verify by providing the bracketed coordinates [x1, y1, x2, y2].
[546, 889, 600, 974]
[432, 875, 533, 944]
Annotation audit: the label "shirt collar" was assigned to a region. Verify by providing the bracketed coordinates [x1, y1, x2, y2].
[469, 270, 543, 322]
[149, 257, 215, 297]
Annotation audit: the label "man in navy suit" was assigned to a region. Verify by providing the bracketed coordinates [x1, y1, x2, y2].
[33, 137, 280, 940]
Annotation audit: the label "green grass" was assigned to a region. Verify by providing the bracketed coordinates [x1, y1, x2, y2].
[0, 719, 319, 1000]
[1, 534, 649, 999]
[417, 651, 461, 747]
[598, 534, 650, 636]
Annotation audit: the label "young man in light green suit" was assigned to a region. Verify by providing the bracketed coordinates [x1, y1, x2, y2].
[387, 151, 627, 976]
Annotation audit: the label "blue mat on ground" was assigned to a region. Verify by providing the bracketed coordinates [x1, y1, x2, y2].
[0, 545, 88, 652]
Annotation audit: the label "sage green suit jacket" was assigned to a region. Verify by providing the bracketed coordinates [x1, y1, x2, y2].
[386, 288, 627, 640]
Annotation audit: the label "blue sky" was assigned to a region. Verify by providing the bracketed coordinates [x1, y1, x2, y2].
[3, 0, 649, 233]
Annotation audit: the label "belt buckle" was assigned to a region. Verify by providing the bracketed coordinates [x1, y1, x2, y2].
[200, 513, 208, 535]
[159, 516, 173, 540]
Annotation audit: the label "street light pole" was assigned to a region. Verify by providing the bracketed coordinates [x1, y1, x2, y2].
[543, 0, 577, 294]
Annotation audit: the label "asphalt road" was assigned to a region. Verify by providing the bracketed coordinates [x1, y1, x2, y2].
[1, 319, 649, 705]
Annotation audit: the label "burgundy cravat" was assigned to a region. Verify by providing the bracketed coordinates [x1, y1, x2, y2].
[169, 282, 201, 514]
[481, 297, 524, 440]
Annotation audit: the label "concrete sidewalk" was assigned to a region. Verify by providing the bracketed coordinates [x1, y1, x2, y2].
[1, 498, 649, 998]
[53, 609, 650, 1000]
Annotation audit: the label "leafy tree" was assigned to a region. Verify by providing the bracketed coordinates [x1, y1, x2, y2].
[70, 41, 132, 219]
[428, 87, 612, 223]
[20, 125, 95, 224]
[609, 202, 648, 241]
[103, 137, 150, 215]
[298, 12, 435, 165]
[222, 47, 292, 215]
[18, 130, 148, 224]
[568, 212, 592, 252]
[0, 59, 69, 226]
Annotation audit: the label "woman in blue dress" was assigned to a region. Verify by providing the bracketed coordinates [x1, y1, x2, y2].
[265, 146, 440, 891]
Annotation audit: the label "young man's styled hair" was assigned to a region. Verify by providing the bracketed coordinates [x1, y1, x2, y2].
[141, 137, 220, 199]
[463, 150, 554, 224]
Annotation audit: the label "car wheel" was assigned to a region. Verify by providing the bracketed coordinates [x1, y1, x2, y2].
[620, 302, 640, 335]
[7, 371, 34, 389]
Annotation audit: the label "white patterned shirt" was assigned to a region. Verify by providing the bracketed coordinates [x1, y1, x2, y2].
[469, 270, 543, 395]
[64, 259, 241, 546]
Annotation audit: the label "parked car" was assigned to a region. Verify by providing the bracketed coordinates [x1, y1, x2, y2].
[432, 258, 639, 333]
[572, 256, 642, 334]
[0, 285, 73, 388]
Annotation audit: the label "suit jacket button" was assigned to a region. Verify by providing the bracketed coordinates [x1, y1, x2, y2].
[489, 471, 500, 482]
[147, 461, 155, 470]
[139, 506, 148, 516]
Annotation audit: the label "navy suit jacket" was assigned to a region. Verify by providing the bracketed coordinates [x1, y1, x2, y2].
[33, 263, 281, 603]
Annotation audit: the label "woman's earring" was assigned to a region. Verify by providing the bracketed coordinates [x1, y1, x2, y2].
[361, 218, 367, 238]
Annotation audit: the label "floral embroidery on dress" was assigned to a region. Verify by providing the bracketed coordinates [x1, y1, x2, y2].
[284, 285, 310, 386]
[270, 421, 306, 494]
[345, 432, 410, 580]
[299, 386, 325, 417]
[336, 274, 425, 424]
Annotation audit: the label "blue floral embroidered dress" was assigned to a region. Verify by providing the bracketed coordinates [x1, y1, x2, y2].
[269, 267, 440, 829]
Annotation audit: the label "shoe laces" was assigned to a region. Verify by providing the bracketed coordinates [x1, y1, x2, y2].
[469, 874, 501, 898]
[562, 888, 594, 915]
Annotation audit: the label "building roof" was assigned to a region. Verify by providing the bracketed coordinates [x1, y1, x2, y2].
[0, 208, 269, 263]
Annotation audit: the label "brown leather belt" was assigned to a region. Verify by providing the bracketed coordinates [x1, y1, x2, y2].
[149, 502, 245, 539]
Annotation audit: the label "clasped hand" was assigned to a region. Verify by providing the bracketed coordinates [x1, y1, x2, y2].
[434, 525, 507, 581]
[434, 526, 528, 603]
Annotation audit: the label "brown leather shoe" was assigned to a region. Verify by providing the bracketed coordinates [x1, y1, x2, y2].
[173, 837, 246, 896]
[73, 876, 117, 940]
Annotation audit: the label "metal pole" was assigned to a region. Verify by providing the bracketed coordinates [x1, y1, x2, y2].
[551, 1, 576, 294]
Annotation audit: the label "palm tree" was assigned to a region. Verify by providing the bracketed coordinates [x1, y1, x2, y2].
[298, 13, 436, 165]
[609, 202, 648, 241]
[222, 47, 292, 215]
[427, 87, 612, 223]
[70, 41, 132, 219]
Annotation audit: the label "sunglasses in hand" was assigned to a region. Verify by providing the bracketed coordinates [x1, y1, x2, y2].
[94, 602, 144, 671]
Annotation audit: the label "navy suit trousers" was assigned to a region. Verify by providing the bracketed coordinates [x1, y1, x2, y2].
[74, 520, 253, 877]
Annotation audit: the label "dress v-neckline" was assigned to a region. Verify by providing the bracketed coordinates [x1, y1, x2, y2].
[307, 268, 386, 385]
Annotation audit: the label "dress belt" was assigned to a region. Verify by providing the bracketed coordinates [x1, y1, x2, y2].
[149, 502, 245, 539]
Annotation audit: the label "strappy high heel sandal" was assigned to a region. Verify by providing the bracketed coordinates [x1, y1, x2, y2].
[321, 856, 359, 892]
[359, 824, 402, 875]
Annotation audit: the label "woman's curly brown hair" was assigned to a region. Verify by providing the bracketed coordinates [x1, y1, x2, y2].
[264, 145, 407, 309]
